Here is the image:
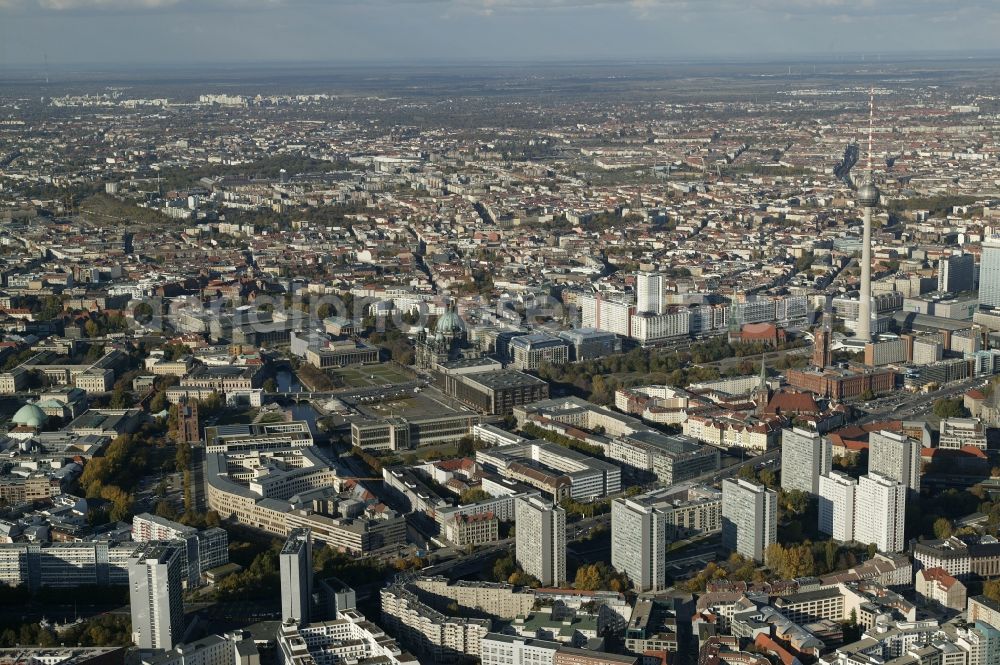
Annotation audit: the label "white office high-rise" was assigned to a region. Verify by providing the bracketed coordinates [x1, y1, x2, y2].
[868, 430, 921, 492]
[722, 478, 777, 562]
[129, 542, 186, 651]
[817, 471, 857, 542]
[780, 428, 832, 495]
[280, 528, 313, 624]
[636, 272, 664, 315]
[514, 496, 566, 587]
[854, 473, 906, 553]
[979, 237, 1000, 309]
[611, 496, 667, 592]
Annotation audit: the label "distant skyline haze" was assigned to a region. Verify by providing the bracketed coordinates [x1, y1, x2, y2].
[0, 0, 998, 67]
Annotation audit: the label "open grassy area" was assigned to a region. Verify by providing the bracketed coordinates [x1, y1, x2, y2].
[329, 363, 413, 388]
[214, 407, 259, 426]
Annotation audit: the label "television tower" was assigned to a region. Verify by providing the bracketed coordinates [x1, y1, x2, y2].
[856, 88, 879, 343]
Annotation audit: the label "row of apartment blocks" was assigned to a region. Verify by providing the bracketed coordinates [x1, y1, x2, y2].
[0, 472, 64, 505]
[380, 582, 491, 663]
[779, 427, 914, 553]
[579, 288, 809, 345]
[482, 634, 640, 665]
[277, 612, 419, 665]
[607, 430, 720, 485]
[697, 578, 917, 639]
[380, 576, 632, 665]
[0, 513, 228, 590]
[131, 512, 229, 588]
[381, 463, 564, 552]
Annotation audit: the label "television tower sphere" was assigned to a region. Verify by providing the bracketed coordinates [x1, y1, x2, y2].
[857, 179, 880, 208]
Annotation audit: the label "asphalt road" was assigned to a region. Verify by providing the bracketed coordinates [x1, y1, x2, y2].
[856, 375, 986, 425]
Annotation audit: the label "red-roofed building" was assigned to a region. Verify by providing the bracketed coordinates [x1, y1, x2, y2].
[966, 389, 987, 417]
[729, 323, 786, 347]
[752, 634, 800, 665]
[916, 566, 967, 610]
[921, 445, 989, 475]
[763, 391, 819, 417]
[829, 434, 868, 460]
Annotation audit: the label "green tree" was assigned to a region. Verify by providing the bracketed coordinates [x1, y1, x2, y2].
[150, 391, 167, 413]
[573, 562, 629, 592]
[985, 578, 1000, 603]
[109, 387, 132, 409]
[766, 542, 815, 579]
[933, 398, 970, 419]
[779, 489, 811, 515]
[459, 488, 490, 504]
[457, 435, 477, 457]
[758, 468, 777, 489]
[574, 564, 602, 590]
[933, 517, 954, 539]
[824, 541, 837, 573]
[154, 499, 179, 521]
[492, 554, 517, 583]
[38, 295, 64, 321]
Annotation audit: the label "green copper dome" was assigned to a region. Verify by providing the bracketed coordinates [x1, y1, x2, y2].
[435, 304, 465, 336]
[12, 403, 46, 429]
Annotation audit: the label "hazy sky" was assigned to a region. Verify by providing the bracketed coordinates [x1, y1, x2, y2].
[0, 0, 998, 67]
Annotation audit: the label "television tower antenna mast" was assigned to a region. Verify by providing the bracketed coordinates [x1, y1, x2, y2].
[867, 86, 875, 174]
[856, 87, 880, 345]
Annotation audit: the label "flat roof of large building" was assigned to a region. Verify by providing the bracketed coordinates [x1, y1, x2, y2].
[509, 333, 567, 349]
[556, 327, 617, 342]
[621, 430, 707, 456]
[465, 369, 547, 391]
[894, 310, 974, 333]
[355, 387, 476, 420]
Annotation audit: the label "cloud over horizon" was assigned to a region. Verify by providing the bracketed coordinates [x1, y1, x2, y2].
[0, 0, 995, 66]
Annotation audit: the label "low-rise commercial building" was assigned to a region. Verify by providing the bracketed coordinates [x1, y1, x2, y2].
[938, 417, 987, 449]
[351, 412, 482, 452]
[205, 421, 313, 454]
[277, 612, 418, 665]
[607, 431, 719, 485]
[476, 442, 621, 501]
[508, 334, 569, 371]
[207, 447, 406, 553]
[442, 368, 549, 416]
